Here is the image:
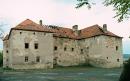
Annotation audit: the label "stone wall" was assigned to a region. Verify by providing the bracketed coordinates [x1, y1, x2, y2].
[7, 30, 54, 69]
[87, 35, 123, 68]
[53, 37, 89, 66]
[3, 40, 9, 68]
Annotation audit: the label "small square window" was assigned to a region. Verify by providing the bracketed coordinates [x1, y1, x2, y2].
[81, 49, 83, 54]
[34, 43, 38, 49]
[54, 46, 57, 51]
[20, 32, 22, 34]
[117, 59, 119, 62]
[116, 46, 118, 51]
[64, 47, 67, 51]
[25, 56, 28, 62]
[6, 50, 8, 53]
[33, 32, 35, 35]
[107, 57, 108, 59]
[25, 43, 29, 49]
[36, 56, 40, 62]
[71, 48, 74, 51]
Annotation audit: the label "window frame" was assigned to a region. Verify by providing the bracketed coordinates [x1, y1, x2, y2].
[25, 56, 28, 62]
[34, 43, 38, 49]
[25, 43, 29, 49]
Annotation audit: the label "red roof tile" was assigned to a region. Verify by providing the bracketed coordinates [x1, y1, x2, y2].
[4, 19, 121, 41]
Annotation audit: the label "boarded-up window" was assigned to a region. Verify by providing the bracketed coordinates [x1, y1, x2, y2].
[25, 43, 29, 49]
[36, 56, 40, 62]
[25, 56, 28, 62]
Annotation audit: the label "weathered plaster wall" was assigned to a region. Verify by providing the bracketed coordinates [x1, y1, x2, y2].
[53, 35, 123, 68]
[8, 30, 53, 69]
[3, 40, 10, 68]
[87, 35, 123, 68]
[53, 37, 88, 66]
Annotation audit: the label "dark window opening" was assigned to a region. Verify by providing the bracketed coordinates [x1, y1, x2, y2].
[34, 43, 38, 49]
[117, 59, 119, 62]
[6, 50, 8, 53]
[44, 33, 46, 35]
[81, 49, 83, 54]
[64, 47, 67, 51]
[72, 48, 74, 51]
[25, 56, 28, 62]
[33, 32, 35, 35]
[107, 57, 108, 59]
[20, 32, 22, 34]
[36, 56, 40, 62]
[87, 47, 89, 49]
[54, 46, 57, 51]
[116, 46, 118, 51]
[25, 43, 29, 49]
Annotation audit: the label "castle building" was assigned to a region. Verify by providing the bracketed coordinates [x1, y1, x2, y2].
[3, 19, 123, 69]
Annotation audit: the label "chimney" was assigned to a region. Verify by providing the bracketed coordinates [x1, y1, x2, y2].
[72, 25, 80, 36]
[72, 25, 78, 31]
[103, 24, 107, 33]
[39, 20, 42, 26]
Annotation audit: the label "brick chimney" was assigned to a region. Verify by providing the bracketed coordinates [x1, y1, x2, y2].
[39, 20, 42, 26]
[103, 24, 107, 33]
[72, 25, 80, 36]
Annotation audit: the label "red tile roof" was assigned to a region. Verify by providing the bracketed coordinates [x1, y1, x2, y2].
[4, 19, 122, 41]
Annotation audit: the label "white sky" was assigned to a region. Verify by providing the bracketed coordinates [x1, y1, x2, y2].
[0, 0, 130, 53]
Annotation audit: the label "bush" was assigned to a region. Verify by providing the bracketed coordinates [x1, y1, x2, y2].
[0, 52, 3, 66]
[119, 58, 130, 81]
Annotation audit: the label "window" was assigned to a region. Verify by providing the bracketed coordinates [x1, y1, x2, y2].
[25, 56, 28, 62]
[20, 32, 22, 34]
[117, 59, 119, 62]
[64, 47, 67, 51]
[44, 33, 46, 35]
[34, 43, 38, 49]
[6, 50, 8, 53]
[116, 46, 118, 51]
[33, 32, 35, 35]
[71, 48, 74, 51]
[25, 43, 29, 49]
[87, 47, 89, 49]
[107, 57, 108, 59]
[36, 56, 40, 62]
[81, 49, 83, 54]
[54, 46, 57, 51]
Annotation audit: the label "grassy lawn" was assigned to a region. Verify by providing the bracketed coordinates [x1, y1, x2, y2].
[0, 66, 122, 81]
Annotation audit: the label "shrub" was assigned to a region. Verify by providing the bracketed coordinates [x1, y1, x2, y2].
[119, 58, 130, 81]
[0, 52, 3, 66]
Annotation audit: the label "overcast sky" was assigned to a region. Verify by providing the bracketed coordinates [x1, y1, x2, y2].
[0, 0, 130, 54]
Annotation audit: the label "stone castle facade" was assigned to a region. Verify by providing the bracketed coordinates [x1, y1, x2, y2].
[3, 19, 123, 69]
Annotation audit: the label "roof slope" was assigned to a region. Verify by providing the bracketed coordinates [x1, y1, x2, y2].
[80, 25, 120, 38]
[4, 19, 122, 41]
